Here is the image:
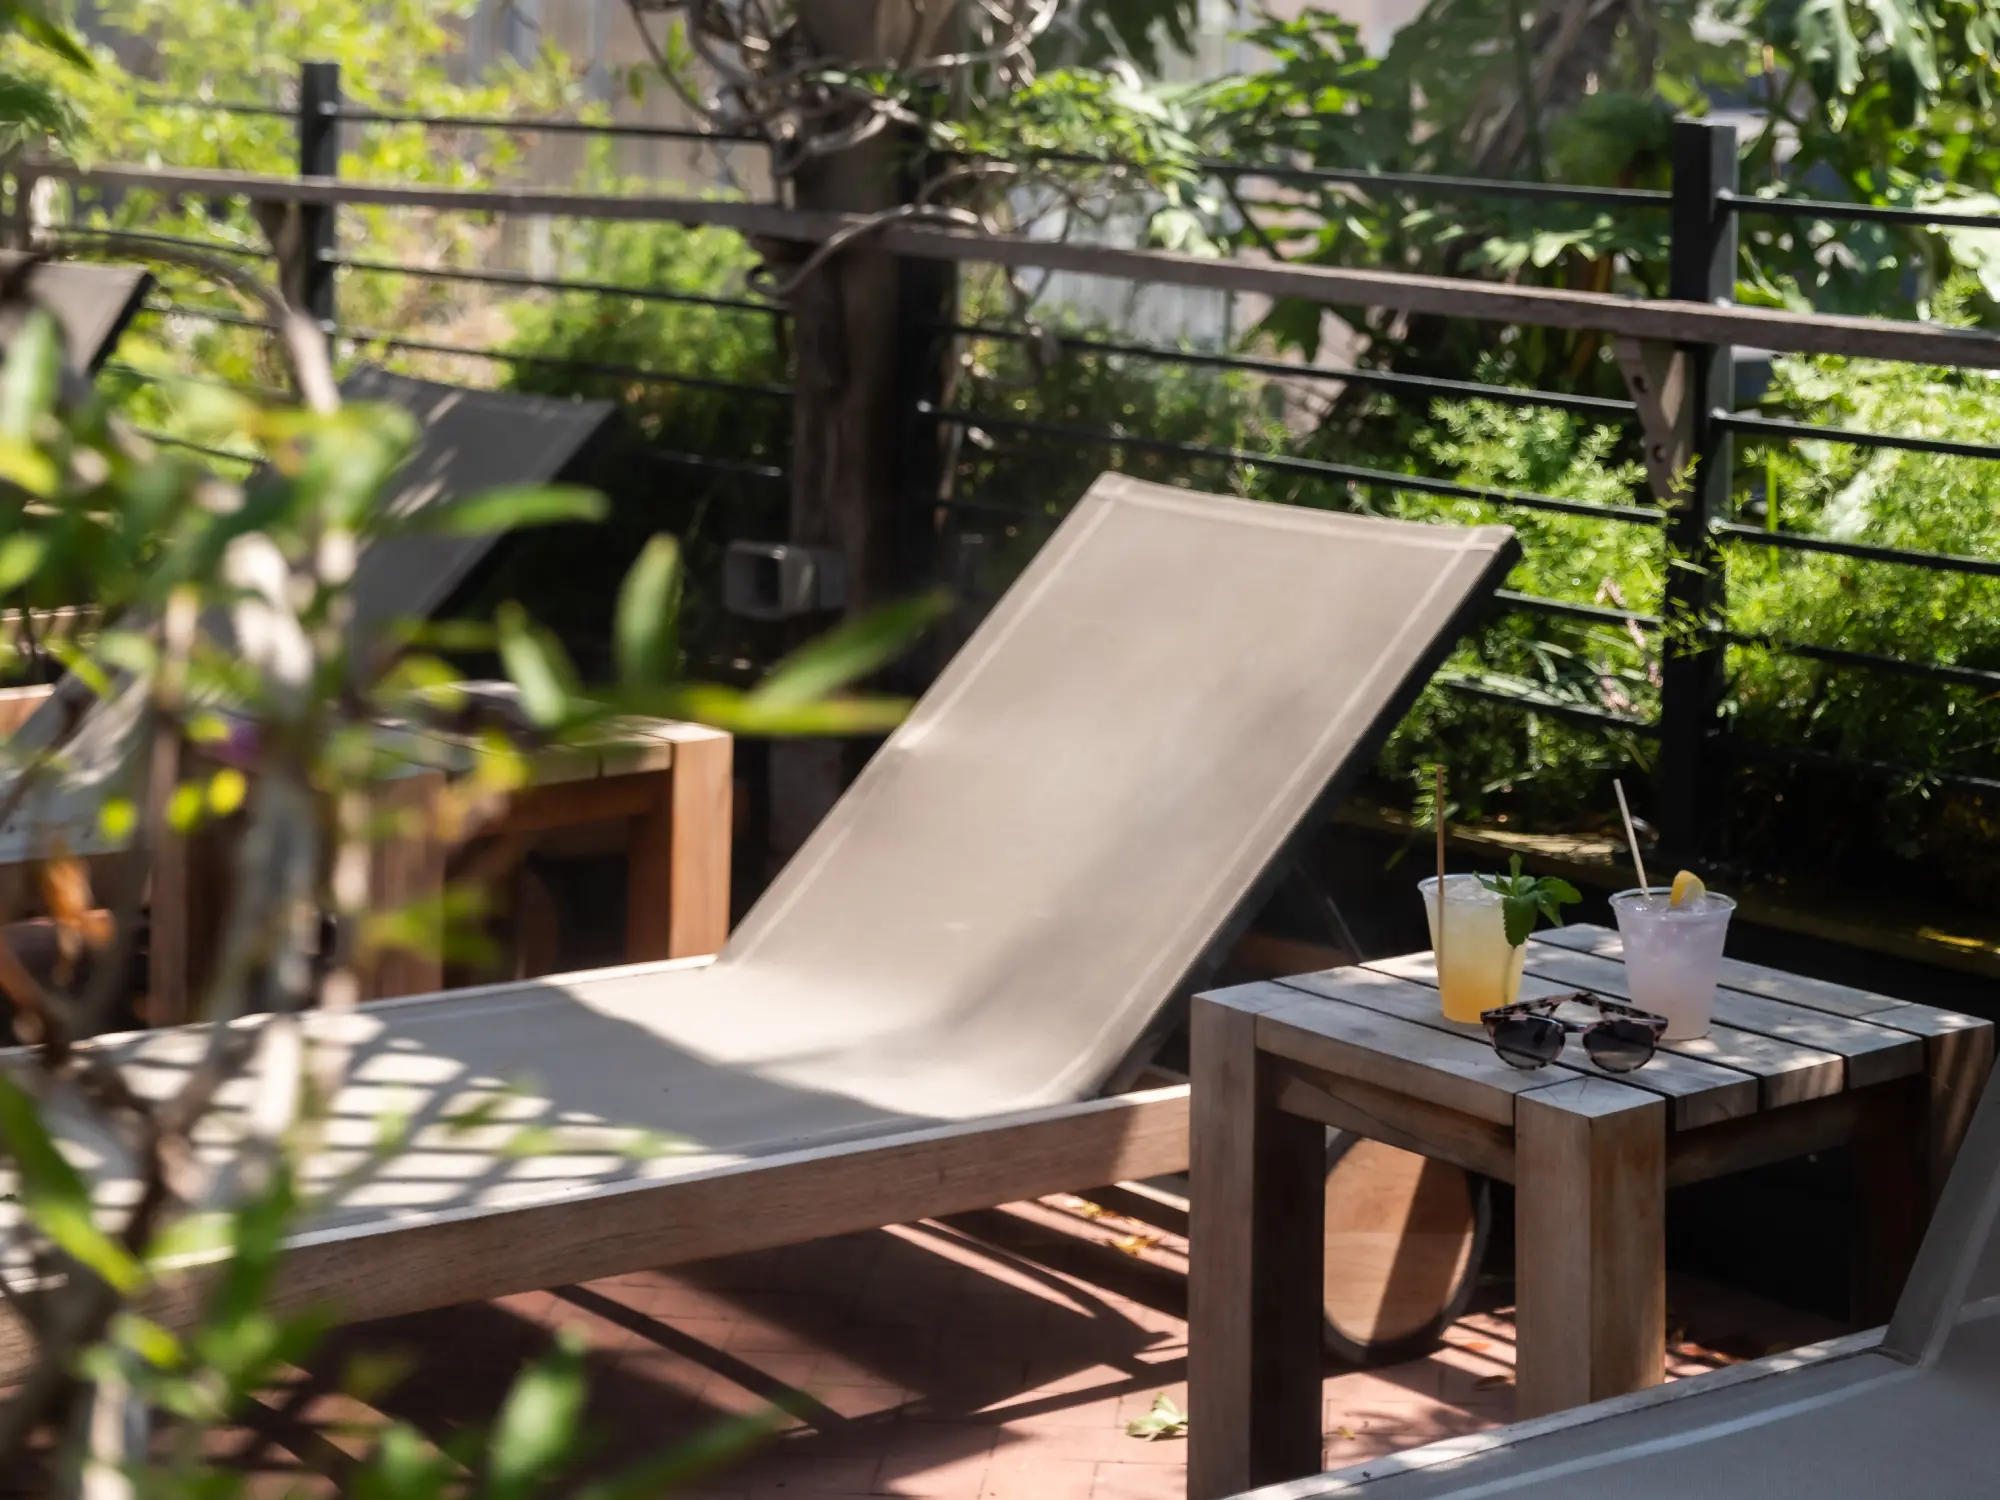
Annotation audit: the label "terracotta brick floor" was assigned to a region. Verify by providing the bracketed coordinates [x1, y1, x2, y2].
[210, 1194, 1845, 1499]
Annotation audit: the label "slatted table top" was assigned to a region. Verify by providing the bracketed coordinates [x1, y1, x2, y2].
[1219, 923, 1990, 1135]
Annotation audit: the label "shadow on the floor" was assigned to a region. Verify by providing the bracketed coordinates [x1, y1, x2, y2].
[233, 1208, 1195, 1492]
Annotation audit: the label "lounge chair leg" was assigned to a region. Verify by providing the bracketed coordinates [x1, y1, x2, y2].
[1515, 1079, 1666, 1418]
[1188, 997, 1326, 1500]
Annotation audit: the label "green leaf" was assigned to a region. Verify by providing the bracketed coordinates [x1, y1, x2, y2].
[1499, 891, 1541, 948]
[0, 438, 53, 496]
[112, 1311, 185, 1370]
[341, 1348, 417, 1405]
[353, 1420, 458, 1500]
[3, 2, 96, 70]
[486, 1331, 588, 1500]
[1863, 0, 1940, 94]
[1479, 857, 1581, 946]
[98, 797, 137, 845]
[665, 684, 914, 738]
[614, 534, 682, 689]
[0, 308, 59, 444]
[0, 532, 44, 594]
[1125, 1393, 1189, 1441]
[166, 781, 206, 832]
[143, 1210, 233, 1268]
[1795, 0, 1863, 99]
[414, 484, 607, 536]
[1540, 877, 1582, 906]
[361, 884, 496, 968]
[496, 601, 580, 728]
[0, 1073, 143, 1293]
[500, 1124, 564, 1159]
[751, 593, 946, 711]
[202, 1163, 298, 1340]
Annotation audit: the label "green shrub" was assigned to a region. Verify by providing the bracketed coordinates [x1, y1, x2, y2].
[945, 318, 2000, 910]
[946, 313, 1292, 596]
[490, 216, 790, 673]
[1330, 401, 1660, 832]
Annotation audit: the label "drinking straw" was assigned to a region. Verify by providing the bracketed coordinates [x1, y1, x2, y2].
[1613, 778, 1651, 893]
[1434, 764, 1447, 974]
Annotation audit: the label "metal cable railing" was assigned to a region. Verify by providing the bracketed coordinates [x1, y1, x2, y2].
[71, 78, 2000, 856]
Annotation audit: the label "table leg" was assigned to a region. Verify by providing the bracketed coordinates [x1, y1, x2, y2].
[363, 771, 449, 1000]
[627, 728, 732, 962]
[1924, 1023, 1995, 1209]
[1187, 997, 1326, 1500]
[1515, 1078, 1666, 1418]
[1851, 1080, 1928, 1327]
[1853, 1022, 2000, 1325]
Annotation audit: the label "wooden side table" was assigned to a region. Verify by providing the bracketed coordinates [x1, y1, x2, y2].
[155, 720, 733, 1017]
[1185, 925, 1992, 1500]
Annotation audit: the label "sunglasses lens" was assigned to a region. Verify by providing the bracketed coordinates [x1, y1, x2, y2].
[1584, 1018, 1658, 1074]
[1491, 1016, 1564, 1070]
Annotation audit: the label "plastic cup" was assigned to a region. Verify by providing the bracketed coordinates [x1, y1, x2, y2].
[1610, 887, 1737, 1041]
[1419, 874, 1526, 1024]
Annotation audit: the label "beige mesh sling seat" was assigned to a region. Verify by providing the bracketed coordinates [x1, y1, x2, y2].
[0, 475, 1517, 1371]
[1223, 1059, 2000, 1500]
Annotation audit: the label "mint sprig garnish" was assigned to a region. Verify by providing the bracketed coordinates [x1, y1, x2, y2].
[1480, 855, 1583, 947]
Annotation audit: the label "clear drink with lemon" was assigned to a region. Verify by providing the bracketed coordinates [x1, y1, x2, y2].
[1611, 870, 1736, 1041]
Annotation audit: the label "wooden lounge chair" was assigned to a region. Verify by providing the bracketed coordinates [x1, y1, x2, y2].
[0, 474, 1517, 1374]
[0, 367, 619, 864]
[1222, 1055, 2000, 1500]
[0, 252, 150, 374]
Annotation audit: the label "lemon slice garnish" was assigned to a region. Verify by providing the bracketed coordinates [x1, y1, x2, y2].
[1669, 870, 1706, 908]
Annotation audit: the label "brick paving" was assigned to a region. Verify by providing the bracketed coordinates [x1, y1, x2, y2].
[199, 1191, 1847, 1499]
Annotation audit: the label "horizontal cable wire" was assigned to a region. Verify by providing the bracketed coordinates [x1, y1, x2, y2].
[926, 405, 1664, 524]
[1436, 675, 1659, 733]
[950, 323, 1636, 418]
[1712, 521, 2000, 579]
[333, 325, 793, 399]
[1721, 191, 2000, 231]
[1719, 411, 2000, 461]
[327, 255, 785, 315]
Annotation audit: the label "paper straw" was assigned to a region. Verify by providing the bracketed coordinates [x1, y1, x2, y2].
[1434, 764, 1447, 974]
[1613, 779, 1650, 893]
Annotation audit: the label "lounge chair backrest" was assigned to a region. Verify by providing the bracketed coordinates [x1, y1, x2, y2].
[1885, 1064, 2000, 1364]
[712, 474, 1517, 1112]
[338, 367, 617, 656]
[0, 253, 150, 374]
[1, 368, 618, 858]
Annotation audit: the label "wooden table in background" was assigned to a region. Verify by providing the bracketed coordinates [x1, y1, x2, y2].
[157, 720, 733, 1018]
[1185, 925, 1993, 1500]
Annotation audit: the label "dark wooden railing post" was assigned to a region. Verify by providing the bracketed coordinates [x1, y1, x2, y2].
[1655, 117, 1738, 874]
[762, 6, 954, 864]
[295, 60, 341, 328]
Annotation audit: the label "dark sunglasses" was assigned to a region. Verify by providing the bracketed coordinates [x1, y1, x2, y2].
[1480, 992, 1668, 1074]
